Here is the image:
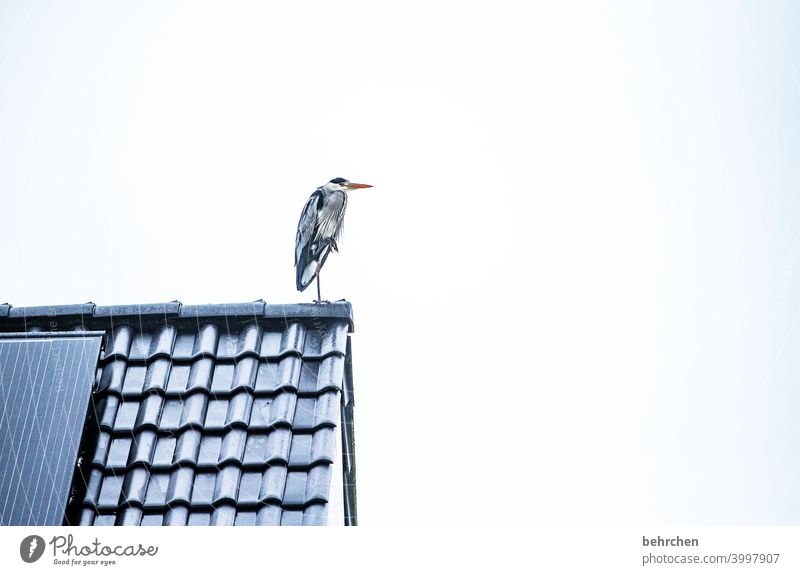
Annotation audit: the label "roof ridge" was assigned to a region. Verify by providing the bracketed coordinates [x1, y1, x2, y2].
[0, 300, 354, 330]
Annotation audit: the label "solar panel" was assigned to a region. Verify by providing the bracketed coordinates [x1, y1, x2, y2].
[0, 332, 102, 525]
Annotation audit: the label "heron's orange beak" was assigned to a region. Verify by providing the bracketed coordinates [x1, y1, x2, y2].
[347, 183, 373, 189]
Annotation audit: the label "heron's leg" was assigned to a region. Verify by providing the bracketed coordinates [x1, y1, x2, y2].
[313, 269, 330, 304]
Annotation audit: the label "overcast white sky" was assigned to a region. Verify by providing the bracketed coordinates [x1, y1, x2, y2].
[2, 0, 800, 524]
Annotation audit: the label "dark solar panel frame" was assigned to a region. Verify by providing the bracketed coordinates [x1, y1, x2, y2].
[0, 332, 103, 526]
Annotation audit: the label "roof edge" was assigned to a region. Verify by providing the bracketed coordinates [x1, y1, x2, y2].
[265, 301, 354, 330]
[181, 301, 266, 318]
[0, 300, 355, 331]
[8, 302, 96, 319]
[94, 301, 181, 318]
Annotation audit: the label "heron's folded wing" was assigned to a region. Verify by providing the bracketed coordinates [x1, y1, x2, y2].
[295, 191, 320, 268]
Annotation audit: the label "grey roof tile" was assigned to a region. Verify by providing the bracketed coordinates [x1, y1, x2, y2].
[234, 510, 257, 526]
[187, 511, 211, 527]
[188, 511, 211, 526]
[80, 508, 96, 525]
[97, 395, 121, 430]
[211, 504, 237, 526]
[260, 466, 288, 502]
[144, 473, 170, 508]
[98, 360, 128, 395]
[242, 429, 292, 466]
[120, 468, 150, 506]
[231, 356, 258, 392]
[237, 472, 263, 505]
[128, 332, 153, 361]
[280, 510, 303, 526]
[192, 323, 219, 358]
[92, 431, 113, 468]
[296, 357, 345, 395]
[121, 365, 147, 396]
[182, 393, 209, 428]
[103, 325, 134, 360]
[106, 437, 132, 470]
[213, 466, 241, 504]
[203, 398, 228, 430]
[129, 430, 157, 466]
[259, 323, 306, 358]
[282, 465, 332, 507]
[172, 331, 197, 360]
[267, 429, 293, 463]
[302, 504, 328, 526]
[135, 395, 163, 430]
[174, 429, 202, 466]
[143, 358, 171, 393]
[152, 436, 176, 469]
[159, 398, 183, 431]
[83, 469, 104, 507]
[282, 471, 308, 507]
[141, 513, 164, 526]
[163, 506, 189, 526]
[166, 364, 190, 393]
[288, 434, 313, 467]
[242, 433, 268, 466]
[256, 504, 282, 526]
[197, 435, 221, 467]
[114, 400, 140, 432]
[94, 514, 116, 526]
[219, 429, 247, 465]
[251, 391, 297, 429]
[117, 507, 143, 526]
[309, 427, 336, 465]
[302, 322, 349, 358]
[148, 325, 177, 358]
[293, 391, 339, 431]
[210, 363, 234, 393]
[166, 467, 195, 505]
[191, 471, 216, 506]
[98, 474, 124, 508]
[305, 465, 333, 503]
[225, 392, 253, 428]
[217, 333, 239, 360]
[236, 323, 262, 355]
[254, 356, 302, 393]
[187, 358, 215, 393]
[258, 331, 283, 358]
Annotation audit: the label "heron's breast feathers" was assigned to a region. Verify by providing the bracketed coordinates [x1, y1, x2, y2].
[314, 190, 347, 243]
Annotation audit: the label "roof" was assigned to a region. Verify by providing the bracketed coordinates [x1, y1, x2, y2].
[0, 300, 357, 526]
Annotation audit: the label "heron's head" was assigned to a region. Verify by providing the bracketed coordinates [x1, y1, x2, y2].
[323, 177, 373, 192]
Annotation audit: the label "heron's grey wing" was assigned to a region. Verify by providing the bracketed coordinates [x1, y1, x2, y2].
[295, 192, 320, 266]
[295, 191, 321, 290]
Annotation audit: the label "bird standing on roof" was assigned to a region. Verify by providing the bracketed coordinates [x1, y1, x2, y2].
[295, 177, 373, 302]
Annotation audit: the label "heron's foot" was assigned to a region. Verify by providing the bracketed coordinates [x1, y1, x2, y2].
[327, 238, 339, 252]
[313, 299, 331, 305]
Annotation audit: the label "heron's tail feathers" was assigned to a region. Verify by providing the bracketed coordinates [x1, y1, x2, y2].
[295, 244, 332, 292]
[297, 261, 317, 292]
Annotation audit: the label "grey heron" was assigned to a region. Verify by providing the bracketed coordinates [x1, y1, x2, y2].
[295, 177, 373, 302]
